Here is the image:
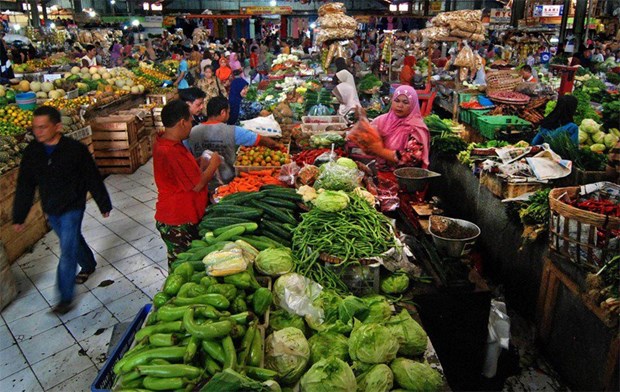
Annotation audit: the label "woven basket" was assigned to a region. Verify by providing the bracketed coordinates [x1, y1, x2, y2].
[486, 70, 521, 94]
[548, 187, 620, 270]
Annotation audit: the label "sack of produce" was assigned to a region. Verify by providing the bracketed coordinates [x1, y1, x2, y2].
[453, 42, 475, 68]
[450, 29, 486, 42]
[318, 14, 359, 30]
[420, 27, 450, 41]
[318, 2, 347, 16]
[431, 9, 482, 25]
[449, 20, 485, 34]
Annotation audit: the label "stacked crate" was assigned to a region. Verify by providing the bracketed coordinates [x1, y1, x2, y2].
[117, 108, 156, 165]
[91, 114, 144, 174]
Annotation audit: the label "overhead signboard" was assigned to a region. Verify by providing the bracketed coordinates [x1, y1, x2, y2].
[533, 5, 563, 17]
[489, 9, 511, 24]
[240, 6, 293, 15]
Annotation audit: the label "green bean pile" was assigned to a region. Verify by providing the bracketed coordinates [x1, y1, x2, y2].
[292, 195, 396, 291]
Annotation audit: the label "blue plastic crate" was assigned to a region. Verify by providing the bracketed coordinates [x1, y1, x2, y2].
[91, 304, 152, 392]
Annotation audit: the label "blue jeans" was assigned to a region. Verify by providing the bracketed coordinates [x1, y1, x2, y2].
[47, 209, 96, 303]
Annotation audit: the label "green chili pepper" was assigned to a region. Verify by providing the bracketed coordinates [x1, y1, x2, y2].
[163, 275, 186, 296]
[182, 308, 233, 340]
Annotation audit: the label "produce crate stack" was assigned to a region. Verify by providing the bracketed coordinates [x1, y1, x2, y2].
[90, 114, 144, 174]
[146, 91, 178, 106]
[116, 108, 156, 165]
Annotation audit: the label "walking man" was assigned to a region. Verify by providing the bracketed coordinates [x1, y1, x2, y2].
[13, 106, 112, 314]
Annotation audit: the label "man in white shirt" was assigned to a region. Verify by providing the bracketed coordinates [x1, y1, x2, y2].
[81, 45, 97, 67]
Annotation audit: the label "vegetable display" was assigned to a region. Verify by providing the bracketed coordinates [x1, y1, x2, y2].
[214, 170, 285, 199]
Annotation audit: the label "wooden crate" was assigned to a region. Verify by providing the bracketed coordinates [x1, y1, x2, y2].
[80, 136, 95, 156]
[95, 144, 141, 175]
[146, 91, 177, 106]
[0, 201, 49, 264]
[479, 171, 548, 199]
[0, 169, 20, 227]
[90, 115, 144, 150]
[138, 136, 152, 165]
[536, 255, 619, 391]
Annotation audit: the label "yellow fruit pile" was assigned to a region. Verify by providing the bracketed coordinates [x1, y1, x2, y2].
[43, 96, 92, 111]
[0, 105, 33, 129]
[139, 67, 170, 81]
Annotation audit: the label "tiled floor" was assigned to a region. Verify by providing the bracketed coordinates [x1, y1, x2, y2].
[0, 159, 169, 392]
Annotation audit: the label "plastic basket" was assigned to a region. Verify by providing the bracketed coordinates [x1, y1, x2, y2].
[91, 304, 152, 392]
[459, 109, 490, 126]
[476, 115, 531, 140]
[16, 92, 36, 111]
[458, 91, 481, 104]
[470, 109, 492, 129]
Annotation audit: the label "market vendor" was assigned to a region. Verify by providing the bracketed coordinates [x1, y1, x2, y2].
[349, 85, 430, 171]
[333, 78, 361, 117]
[188, 96, 280, 186]
[399, 56, 416, 86]
[81, 44, 98, 67]
[531, 95, 579, 146]
[520, 65, 538, 83]
[153, 100, 221, 266]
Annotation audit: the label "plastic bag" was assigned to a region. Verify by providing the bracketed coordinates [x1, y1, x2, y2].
[313, 151, 339, 166]
[377, 176, 400, 212]
[240, 114, 282, 137]
[273, 273, 324, 322]
[482, 300, 510, 378]
[454, 41, 475, 69]
[201, 150, 224, 185]
[313, 161, 364, 192]
[204, 248, 249, 277]
[279, 162, 301, 186]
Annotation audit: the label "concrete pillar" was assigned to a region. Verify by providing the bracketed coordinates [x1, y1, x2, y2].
[573, 0, 588, 51]
[29, 0, 41, 27]
[73, 0, 83, 14]
[510, 0, 525, 28]
[558, 0, 572, 46]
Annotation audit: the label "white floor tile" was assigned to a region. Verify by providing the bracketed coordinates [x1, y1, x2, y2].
[39, 284, 88, 307]
[98, 243, 140, 264]
[7, 307, 61, 342]
[130, 233, 163, 252]
[132, 190, 158, 203]
[123, 203, 154, 218]
[94, 210, 131, 224]
[106, 290, 150, 322]
[123, 185, 151, 197]
[0, 366, 44, 392]
[111, 253, 155, 276]
[116, 224, 154, 243]
[10, 263, 27, 282]
[141, 278, 166, 299]
[88, 233, 126, 253]
[110, 196, 141, 210]
[131, 212, 156, 229]
[81, 216, 101, 232]
[46, 365, 98, 392]
[104, 218, 142, 234]
[16, 244, 55, 266]
[18, 325, 77, 365]
[0, 324, 15, 351]
[65, 306, 118, 342]
[78, 327, 114, 370]
[13, 275, 37, 298]
[30, 344, 93, 389]
[1, 292, 49, 323]
[0, 344, 28, 380]
[41, 231, 59, 245]
[20, 254, 58, 278]
[143, 245, 168, 264]
[58, 292, 103, 323]
[82, 225, 114, 242]
[91, 276, 139, 305]
[29, 268, 58, 292]
[82, 264, 123, 290]
[126, 264, 167, 290]
[143, 198, 157, 210]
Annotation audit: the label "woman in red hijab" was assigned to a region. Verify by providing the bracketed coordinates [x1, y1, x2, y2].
[215, 57, 232, 92]
[399, 56, 417, 86]
[350, 85, 430, 172]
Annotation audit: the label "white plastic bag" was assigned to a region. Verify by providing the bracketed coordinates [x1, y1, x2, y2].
[201, 150, 224, 185]
[240, 114, 282, 137]
[482, 300, 511, 378]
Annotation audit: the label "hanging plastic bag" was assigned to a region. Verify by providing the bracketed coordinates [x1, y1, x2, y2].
[200, 150, 224, 185]
[240, 114, 282, 137]
[278, 162, 301, 186]
[482, 300, 511, 378]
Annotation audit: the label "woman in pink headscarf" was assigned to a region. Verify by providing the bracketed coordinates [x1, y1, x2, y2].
[350, 85, 430, 172]
[229, 52, 242, 71]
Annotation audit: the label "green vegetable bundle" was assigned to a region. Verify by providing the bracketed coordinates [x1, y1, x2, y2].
[519, 188, 551, 225]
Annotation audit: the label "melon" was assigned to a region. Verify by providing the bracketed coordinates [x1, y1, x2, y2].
[89, 67, 98, 75]
[49, 90, 63, 99]
[122, 85, 131, 91]
[30, 81, 42, 92]
[97, 68, 107, 75]
[92, 74, 101, 80]
[41, 82, 54, 92]
[56, 89, 66, 96]
[102, 72, 111, 80]
[80, 67, 89, 74]
[81, 73, 91, 80]
[130, 86, 140, 94]
[0, 86, 5, 97]
[115, 80, 125, 88]
[18, 80, 30, 92]
[137, 85, 145, 93]
[36, 92, 48, 99]
[71, 66, 80, 75]
[125, 79, 134, 87]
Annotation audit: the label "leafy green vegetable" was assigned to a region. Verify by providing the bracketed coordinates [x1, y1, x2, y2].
[380, 274, 409, 294]
[270, 309, 308, 336]
[307, 332, 349, 364]
[265, 327, 310, 385]
[390, 358, 443, 391]
[349, 321, 399, 364]
[300, 357, 357, 392]
[313, 190, 350, 212]
[431, 135, 468, 157]
[571, 89, 601, 125]
[358, 74, 383, 93]
[384, 309, 428, 357]
[519, 189, 551, 226]
[360, 295, 392, 324]
[356, 364, 394, 392]
[338, 295, 369, 324]
[606, 72, 620, 85]
[313, 162, 361, 192]
[544, 132, 608, 171]
[255, 248, 294, 277]
[424, 114, 452, 135]
[602, 100, 620, 129]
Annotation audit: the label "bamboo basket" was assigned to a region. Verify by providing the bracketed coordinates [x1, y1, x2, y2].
[486, 70, 521, 94]
[548, 187, 620, 271]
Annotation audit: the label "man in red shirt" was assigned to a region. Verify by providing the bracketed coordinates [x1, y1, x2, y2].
[153, 99, 221, 266]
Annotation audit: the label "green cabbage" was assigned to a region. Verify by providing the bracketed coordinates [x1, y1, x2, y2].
[306, 290, 353, 334]
[313, 190, 350, 212]
[604, 133, 619, 148]
[265, 327, 310, 385]
[336, 157, 358, 169]
[270, 309, 308, 336]
[384, 309, 428, 356]
[390, 358, 443, 392]
[360, 295, 392, 324]
[579, 118, 602, 134]
[255, 248, 294, 277]
[308, 332, 349, 364]
[592, 131, 606, 144]
[338, 296, 369, 324]
[300, 357, 356, 392]
[356, 364, 394, 392]
[590, 143, 607, 153]
[380, 274, 410, 294]
[348, 321, 399, 364]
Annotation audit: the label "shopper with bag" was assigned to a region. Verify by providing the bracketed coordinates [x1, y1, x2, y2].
[152, 100, 221, 266]
[12, 106, 112, 314]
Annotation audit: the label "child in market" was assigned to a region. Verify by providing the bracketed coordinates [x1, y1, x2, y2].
[152, 100, 221, 266]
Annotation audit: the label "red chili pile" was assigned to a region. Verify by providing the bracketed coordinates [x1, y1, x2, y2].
[293, 148, 345, 166]
[572, 198, 620, 217]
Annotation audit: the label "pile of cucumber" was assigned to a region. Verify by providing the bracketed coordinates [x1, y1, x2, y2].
[113, 259, 275, 390]
[199, 185, 303, 248]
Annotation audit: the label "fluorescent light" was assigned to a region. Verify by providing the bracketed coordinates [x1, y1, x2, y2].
[132, 19, 140, 26]
[310, 22, 316, 29]
[398, 3, 409, 11]
[110, 0, 116, 4]
[13, 24, 21, 31]
[50, 23, 56, 29]
[389, 4, 397, 11]
[270, 0, 277, 6]
[88, 11, 96, 17]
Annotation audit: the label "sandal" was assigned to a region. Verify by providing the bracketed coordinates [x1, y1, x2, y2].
[75, 270, 94, 284]
[52, 301, 74, 315]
